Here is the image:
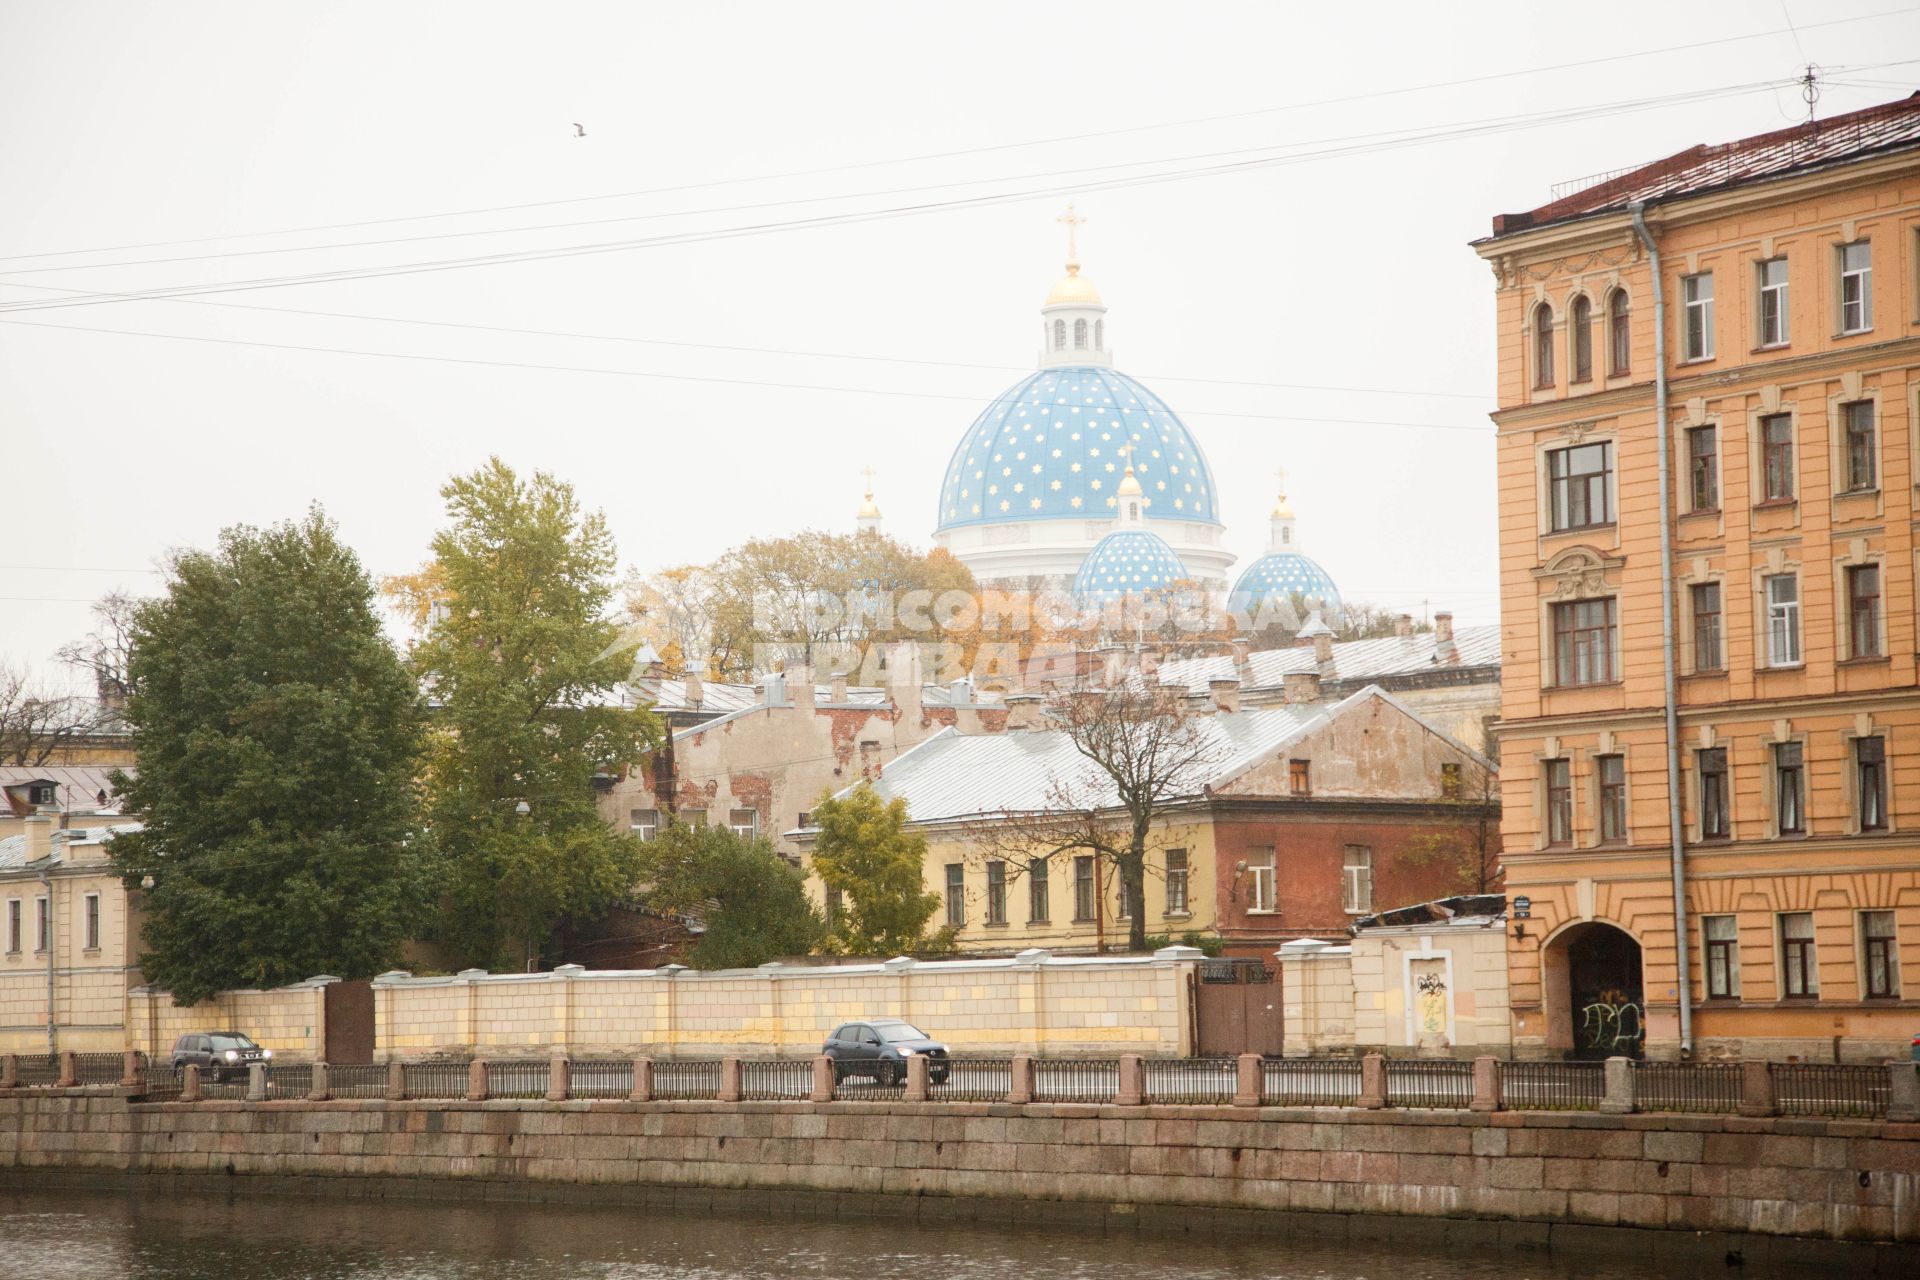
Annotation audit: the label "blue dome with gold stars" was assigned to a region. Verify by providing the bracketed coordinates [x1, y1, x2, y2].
[1229, 552, 1343, 617]
[1073, 528, 1191, 602]
[936, 366, 1220, 530]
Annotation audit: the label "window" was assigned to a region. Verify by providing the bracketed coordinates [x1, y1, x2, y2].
[1289, 759, 1310, 795]
[1073, 856, 1096, 921]
[1547, 441, 1612, 530]
[1341, 846, 1373, 915]
[824, 886, 843, 924]
[1607, 289, 1630, 375]
[678, 808, 707, 828]
[1687, 425, 1718, 510]
[1028, 857, 1050, 922]
[1164, 849, 1188, 915]
[1862, 911, 1899, 998]
[629, 808, 659, 840]
[1597, 754, 1627, 843]
[35, 895, 48, 952]
[728, 808, 757, 840]
[1441, 762, 1462, 798]
[83, 893, 99, 951]
[1839, 241, 1872, 333]
[1843, 400, 1876, 492]
[944, 863, 965, 927]
[1570, 295, 1593, 382]
[1544, 758, 1572, 846]
[1532, 302, 1554, 387]
[1856, 736, 1887, 832]
[1764, 574, 1800, 666]
[1116, 874, 1131, 920]
[1699, 748, 1730, 840]
[27, 782, 54, 806]
[1704, 915, 1740, 999]
[1760, 414, 1794, 501]
[1757, 258, 1789, 346]
[1691, 582, 1723, 672]
[5, 899, 18, 954]
[985, 861, 1007, 925]
[1052, 318, 1066, 350]
[1780, 912, 1817, 997]
[1551, 597, 1616, 686]
[1073, 318, 1088, 350]
[1094, 319, 1103, 349]
[1682, 272, 1714, 360]
[1247, 847, 1275, 913]
[1774, 741, 1805, 835]
[1848, 564, 1881, 659]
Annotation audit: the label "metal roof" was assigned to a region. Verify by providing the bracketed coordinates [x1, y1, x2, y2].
[1154, 623, 1501, 693]
[0, 765, 131, 817]
[636, 678, 993, 716]
[0, 820, 142, 871]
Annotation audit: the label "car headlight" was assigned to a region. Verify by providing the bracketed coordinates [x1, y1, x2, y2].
[225, 1050, 239, 1061]
[896, 1047, 914, 1055]
[262, 1049, 272, 1060]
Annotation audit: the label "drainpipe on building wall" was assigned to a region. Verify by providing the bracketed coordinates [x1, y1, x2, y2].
[1630, 200, 1693, 1057]
[41, 867, 56, 1057]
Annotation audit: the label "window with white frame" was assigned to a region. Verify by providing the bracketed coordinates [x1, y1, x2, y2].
[678, 808, 706, 828]
[1764, 574, 1800, 666]
[1164, 849, 1188, 915]
[1703, 914, 1740, 999]
[1862, 910, 1899, 998]
[1247, 847, 1275, 913]
[1073, 318, 1088, 349]
[1779, 911, 1818, 997]
[1757, 257, 1789, 346]
[629, 808, 659, 840]
[83, 892, 99, 951]
[1838, 241, 1872, 333]
[728, 808, 757, 840]
[1682, 272, 1714, 360]
[1341, 846, 1373, 915]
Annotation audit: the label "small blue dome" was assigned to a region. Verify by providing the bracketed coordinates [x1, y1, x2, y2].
[1073, 529, 1191, 602]
[1229, 552, 1343, 617]
[936, 366, 1220, 530]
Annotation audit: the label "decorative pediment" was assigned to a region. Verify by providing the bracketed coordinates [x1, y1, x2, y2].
[1558, 419, 1601, 445]
[1532, 544, 1625, 599]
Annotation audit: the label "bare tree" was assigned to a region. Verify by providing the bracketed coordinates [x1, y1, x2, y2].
[0, 662, 101, 767]
[976, 683, 1221, 952]
[55, 589, 141, 708]
[1399, 755, 1503, 896]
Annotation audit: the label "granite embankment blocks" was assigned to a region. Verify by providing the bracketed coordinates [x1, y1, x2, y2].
[2, 1090, 1918, 1250]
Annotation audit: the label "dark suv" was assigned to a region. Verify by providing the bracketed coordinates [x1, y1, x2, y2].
[171, 1032, 271, 1082]
[822, 1019, 949, 1086]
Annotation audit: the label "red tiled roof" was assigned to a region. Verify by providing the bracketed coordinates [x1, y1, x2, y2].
[1489, 92, 1920, 236]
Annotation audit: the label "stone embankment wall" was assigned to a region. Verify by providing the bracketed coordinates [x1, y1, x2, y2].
[3, 1091, 1918, 1260]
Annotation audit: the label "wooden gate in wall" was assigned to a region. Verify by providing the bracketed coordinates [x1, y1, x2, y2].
[323, 979, 375, 1064]
[1190, 960, 1284, 1057]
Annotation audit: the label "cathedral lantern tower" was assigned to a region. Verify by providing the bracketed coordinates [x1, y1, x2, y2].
[1039, 204, 1111, 369]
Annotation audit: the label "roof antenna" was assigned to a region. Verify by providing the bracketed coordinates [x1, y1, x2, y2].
[1800, 63, 1821, 132]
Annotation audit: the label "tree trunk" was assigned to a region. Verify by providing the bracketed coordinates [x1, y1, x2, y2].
[1119, 842, 1149, 953]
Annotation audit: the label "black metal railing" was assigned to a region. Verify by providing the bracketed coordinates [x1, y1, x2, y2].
[1198, 958, 1274, 984]
[652, 1059, 722, 1101]
[1144, 1056, 1237, 1105]
[1384, 1059, 1475, 1109]
[484, 1059, 552, 1099]
[1633, 1061, 1742, 1114]
[1775, 1063, 1890, 1119]
[832, 1061, 905, 1101]
[73, 1052, 125, 1086]
[327, 1064, 390, 1100]
[1501, 1061, 1602, 1111]
[739, 1059, 809, 1101]
[1261, 1058, 1362, 1106]
[570, 1058, 635, 1099]
[403, 1061, 470, 1099]
[932, 1057, 1009, 1102]
[264, 1063, 313, 1098]
[1033, 1058, 1119, 1103]
[15, 1054, 61, 1086]
[142, 1062, 182, 1098]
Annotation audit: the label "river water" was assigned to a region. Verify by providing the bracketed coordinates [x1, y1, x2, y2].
[0, 1186, 1696, 1279]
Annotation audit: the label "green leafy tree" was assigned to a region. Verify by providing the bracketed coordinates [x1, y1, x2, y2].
[108, 510, 426, 1004]
[410, 458, 660, 970]
[809, 782, 943, 955]
[635, 822, 825, 968]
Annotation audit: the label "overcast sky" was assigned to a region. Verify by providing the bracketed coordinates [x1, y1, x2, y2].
[3, 1, 1915, 688]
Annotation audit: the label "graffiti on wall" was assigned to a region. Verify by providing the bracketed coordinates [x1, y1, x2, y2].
[1577, 988, 1644, 1056]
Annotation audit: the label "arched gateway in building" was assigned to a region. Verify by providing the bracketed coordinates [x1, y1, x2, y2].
[1540, 921, 1645, 1059]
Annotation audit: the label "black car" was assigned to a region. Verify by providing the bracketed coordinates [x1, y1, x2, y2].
[822, 1019, 949, 1086]
[171, 1031, 271, 1082]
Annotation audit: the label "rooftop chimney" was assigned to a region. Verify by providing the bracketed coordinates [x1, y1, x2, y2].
[1209, 676, 1241, 715]
[684, 671, 705, 710]
[1314, 632, 1334, 671]
[829, 673, 849, 703]
[24, 812, 53, 864]
[1396, 613, 1414, 639]
[1184, 690, 1216, 717]
[791, 663, 816, 711]
[1005, 692, 1043, 731]
[1434, 610, 1457, 662]
[760, 671, 788, 707]
[1282, 671, 1322, 705]
[1230, 636, 1252, 680]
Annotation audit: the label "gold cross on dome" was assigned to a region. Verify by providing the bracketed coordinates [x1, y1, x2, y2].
[1274, 465, 1288, 496]
[1056, 202, 1086, 262]
[860, 464, 876, 493]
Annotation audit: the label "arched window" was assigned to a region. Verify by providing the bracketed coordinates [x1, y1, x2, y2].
[1570, 295, 1593, 383]
[1074, 318, 1088, 349]
[1094, 319, 1104, 349]
[1607, 290, 1630, 376]
[1532, 303, 1555, 389]
[1053, 318, 1066, 350]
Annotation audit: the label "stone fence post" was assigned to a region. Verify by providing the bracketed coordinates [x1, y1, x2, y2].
[1007, 1055, 1033, 1105]
[718, 1057, 743, 1103]
[385, 1059, 407, 1102]
[1357, 1052, 1387, 1109]
[1232, 1053, 1262, 1108]
[904, 1053, 930, 1102]
[1738, 1059, 1778, 1118]
[1599, 1056, 1636, 1114]
[0, 1054, 17, 1088]
[1885, 1061, 1919, 1123]
[1116, 1054, 1144, 1106]
[309, 1062, 331, 1102]
[630, 1056, 654, 1103]
[55, 1051, 77, 1088]
[545, 1054, 570, 1103]
[246, 1061, 267, 1102]
[463, 1059, 486, 1102]
[120, 1050, 143, 1089]
[180, 1063, 201, 1102]
[1469, 1056, 1501, 1112]
[809, 1055, 834, 1103]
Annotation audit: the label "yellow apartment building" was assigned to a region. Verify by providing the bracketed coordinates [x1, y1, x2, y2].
[1474, 95, 1920, 1060]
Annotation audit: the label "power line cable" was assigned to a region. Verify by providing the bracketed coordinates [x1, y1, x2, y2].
[2, 5, 1910, 266]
